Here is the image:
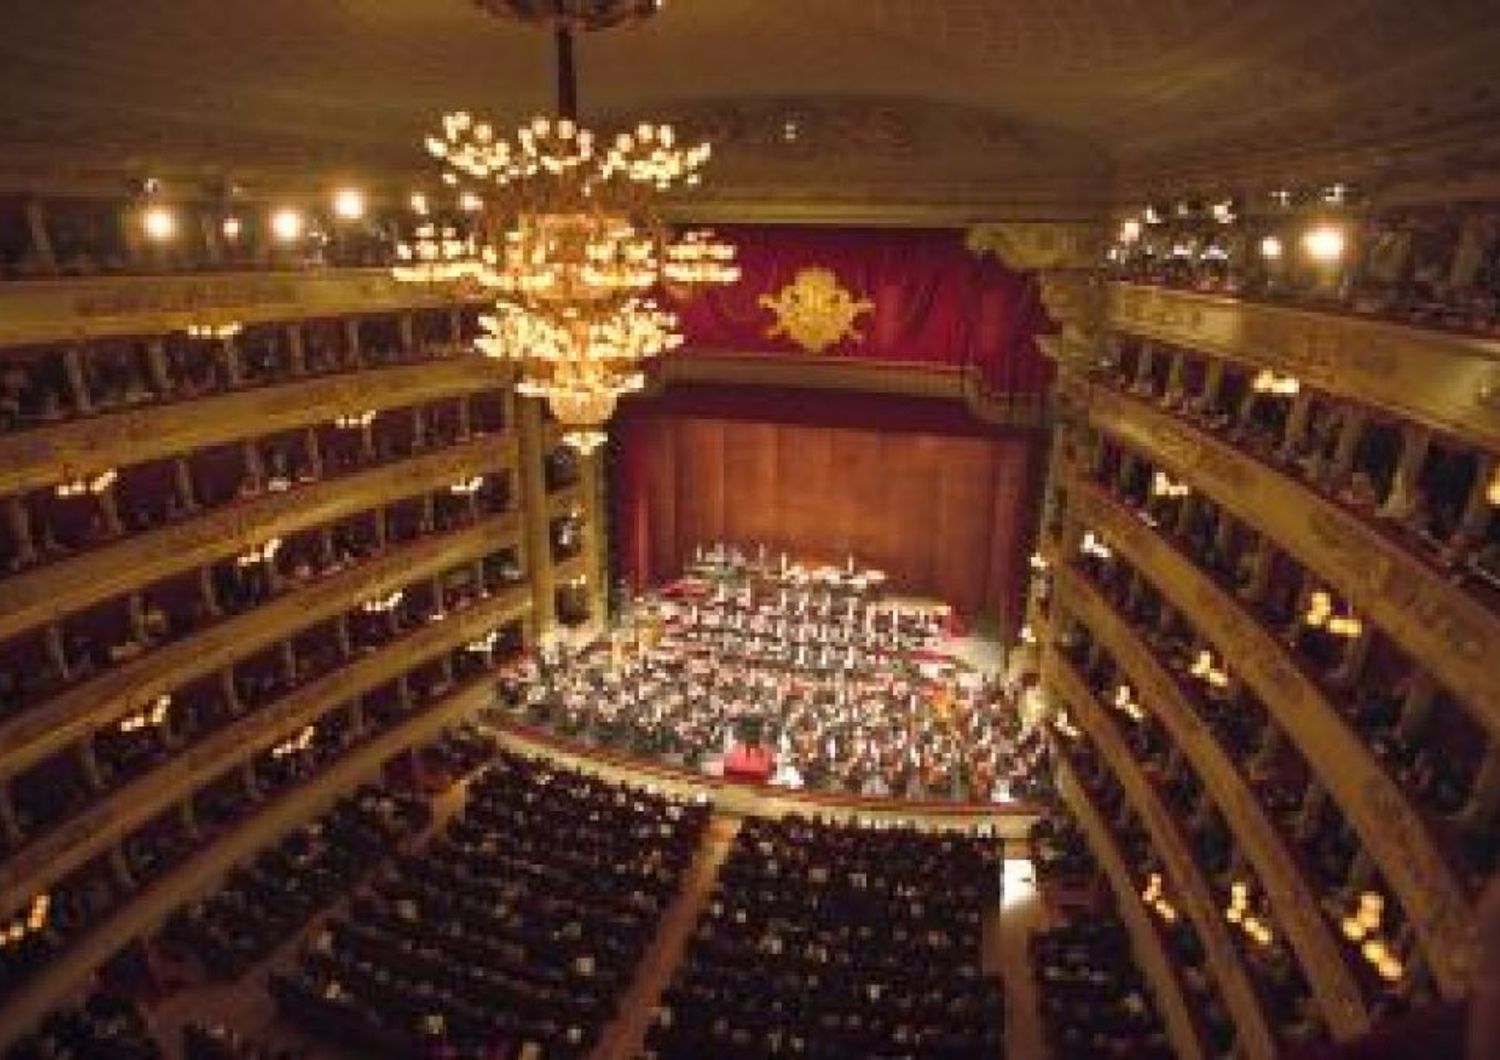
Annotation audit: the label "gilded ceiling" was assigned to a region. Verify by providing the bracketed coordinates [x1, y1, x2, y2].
[0, 0, 1497, 212]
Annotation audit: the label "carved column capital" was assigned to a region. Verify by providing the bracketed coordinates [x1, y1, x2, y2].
[966, 221, 1108, 368]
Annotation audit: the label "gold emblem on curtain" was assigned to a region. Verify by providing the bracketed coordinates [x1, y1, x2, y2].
[759, 267, 874, 354]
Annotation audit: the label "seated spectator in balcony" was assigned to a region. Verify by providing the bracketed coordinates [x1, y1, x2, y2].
[1337, 471, 1382, 512]
[0, 368, 23, 431]
[1351, 683, 1402, 735]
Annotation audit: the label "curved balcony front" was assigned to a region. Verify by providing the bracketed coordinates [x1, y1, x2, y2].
[1053, 565, 1371, 1038]
[1067, 478, 1473, 996]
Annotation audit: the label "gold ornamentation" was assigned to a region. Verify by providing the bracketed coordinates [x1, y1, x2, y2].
[759, 267, 874, 355]
[965, 221, 1106, 271]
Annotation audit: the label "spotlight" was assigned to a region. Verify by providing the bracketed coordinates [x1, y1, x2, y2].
[1119, 219, 1142, 243]
[270, 208, 305, 243]
[221, 216, 243, 241]
[1259, 235, 1283, 260]
[142, 205, 177, 242]
[332, 187, 366, 220]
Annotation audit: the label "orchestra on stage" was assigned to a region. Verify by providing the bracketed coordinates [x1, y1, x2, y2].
[498, 543, 1048, 803]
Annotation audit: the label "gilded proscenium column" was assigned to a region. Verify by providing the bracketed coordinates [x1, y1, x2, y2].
[580, 447, 608, 626]
[966, 221, 1109, 371]
[969, 221, 1107, 658]
[517, 396, 557, 635]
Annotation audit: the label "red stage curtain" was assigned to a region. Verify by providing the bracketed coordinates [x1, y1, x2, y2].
[675, 225, 1054, 397]
[614, 390, 1041, 631]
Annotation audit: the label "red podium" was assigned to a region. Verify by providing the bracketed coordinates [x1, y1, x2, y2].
[723, 743, 774, 784]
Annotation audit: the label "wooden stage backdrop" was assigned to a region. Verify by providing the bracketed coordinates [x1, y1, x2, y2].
[613, 392, 1042, 630]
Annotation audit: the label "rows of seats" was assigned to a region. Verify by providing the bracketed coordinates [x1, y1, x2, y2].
[272, 749, 708, 1058]
[647, 815, 1004, 1059]
[1028, 808, 1096, 889]
[181, 1021, 306, 1060]
[1033, 914, 1177, 1059]
[157, 784, 432, 979]
[1104, 197, 1500, 334]
[1055, 742, 1247, 1057]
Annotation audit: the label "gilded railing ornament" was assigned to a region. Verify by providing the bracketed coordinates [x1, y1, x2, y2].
[759, 266, 874, 355]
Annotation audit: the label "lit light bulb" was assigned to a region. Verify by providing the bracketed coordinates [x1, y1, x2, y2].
[270, 208, 305, 243]
[1260, 235, 1283, 260]
[1302, 224, 1346, 263]
[142, 205, 177, 242]
[332, 187, 366, 220]
[221, 216, 243, 240]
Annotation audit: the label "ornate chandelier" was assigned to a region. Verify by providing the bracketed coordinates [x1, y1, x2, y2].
[393, 1, 738, 453]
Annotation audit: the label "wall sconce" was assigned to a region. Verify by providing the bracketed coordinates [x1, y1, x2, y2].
[1251, 369, 1300, 396]
[334, 410, 376, 429]
[1080, 531, 1113, 561]
[271, 724, 316, 758]
[467, 628, 501, 654]
[1226, 880, 1275, 947]
[141, 205, 178, 242]
[1142, 872, 1179, 923]
[186, 322, 243, 340]
[1150, 471, 1190, 499]
[0, 894, 51, 949]
[1304, 590, 1362, 638]
[235, 537, 282, 567]
[1340, 891, 1405, 982]
[56, 468, 118, 498]
[1113, 683, 1145, 722]
[1190, 649, 1230, 689]
[361, 589, 404, 614]
[118, 693, 172, 734]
